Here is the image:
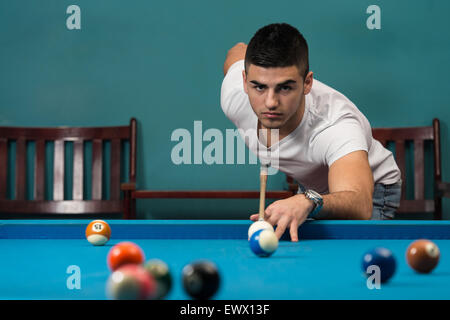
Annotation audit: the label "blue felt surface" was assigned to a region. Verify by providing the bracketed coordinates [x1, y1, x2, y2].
[0, 220, 449, 300]
[0, 238, 448, 300]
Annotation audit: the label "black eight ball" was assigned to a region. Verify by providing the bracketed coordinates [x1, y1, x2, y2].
[182, 261, 220, 300]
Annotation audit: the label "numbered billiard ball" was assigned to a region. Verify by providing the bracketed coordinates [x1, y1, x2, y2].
[249, 229, 278, 257]
[144, 259, 172, 299]
[361, 247, 396, 283]
[248, 220, 274, 240]
[182, 260, 220, 300]
[106, 264, 156, 300]
[107, 242, 145, 271]
[85, 220, 111, 246]
[406, 239, 440, 273]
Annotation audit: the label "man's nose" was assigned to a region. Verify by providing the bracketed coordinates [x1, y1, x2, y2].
[265, 89, 279, 109]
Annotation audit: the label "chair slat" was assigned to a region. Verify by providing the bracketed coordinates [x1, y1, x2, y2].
[34, 140, 46, 200]
[433, 119, 441, 180]
[129, 118, 137, 183]
[0, 126, 130, 140]
[395, 140, 406, 200]
[73, 140, 84, 200]
[372, 126, 433, 141]
[15, 139, 26, 200]
[110, 139, 121, 200]
[0, 199, 122, 214]
[132, 190, 294, 199]
[414, 140, 425, 200]
[53, 140, 65, 201]
[0, 139, 7, 199]
[92, 139, 103, 200]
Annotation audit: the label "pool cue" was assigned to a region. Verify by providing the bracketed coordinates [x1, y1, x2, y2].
[258, 164, 269, 221]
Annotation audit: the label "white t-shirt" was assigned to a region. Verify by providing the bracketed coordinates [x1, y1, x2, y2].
[220, 60, 401, 194]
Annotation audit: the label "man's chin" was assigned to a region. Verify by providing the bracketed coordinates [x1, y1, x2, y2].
[259, 119, 283, 130]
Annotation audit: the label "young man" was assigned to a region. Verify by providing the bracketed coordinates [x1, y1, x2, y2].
[221, 23, 401, 241]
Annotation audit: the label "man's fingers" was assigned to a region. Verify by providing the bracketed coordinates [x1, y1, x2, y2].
[289, 220, 300, 242]
[274, 216, 289, 239]
[250, 213, 271, 222]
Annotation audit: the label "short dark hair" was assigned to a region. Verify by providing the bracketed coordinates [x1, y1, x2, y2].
[245, 23, 309, 79]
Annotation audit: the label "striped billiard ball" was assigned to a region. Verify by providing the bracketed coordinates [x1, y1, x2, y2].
[85, 220, 111, 246]
[248, 220, 274, 240]
[249, 229, 279, 257]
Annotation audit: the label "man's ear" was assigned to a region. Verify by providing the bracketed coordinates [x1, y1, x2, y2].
[303, 71, 314, 95]
[242, 70, 248, 94]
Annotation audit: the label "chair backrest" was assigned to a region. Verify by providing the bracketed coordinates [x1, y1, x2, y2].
[372, 118, 442, 219]
[0, 118, 136, 218]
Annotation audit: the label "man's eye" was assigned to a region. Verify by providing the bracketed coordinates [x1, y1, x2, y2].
[280, 86, 292, 92]
[254, 85, 265, 92]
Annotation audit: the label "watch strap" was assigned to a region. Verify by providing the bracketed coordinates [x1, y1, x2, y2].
[304, 190, 323, 218]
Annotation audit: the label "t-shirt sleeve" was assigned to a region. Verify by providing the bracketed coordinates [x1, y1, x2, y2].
[311, 115, 370, 167]
[220, 60, 249, 127]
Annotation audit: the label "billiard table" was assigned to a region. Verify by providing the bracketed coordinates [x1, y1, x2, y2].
[0, 220, 449, 301]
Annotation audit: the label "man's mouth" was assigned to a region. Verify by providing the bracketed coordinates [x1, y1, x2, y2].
[262, 112, 282, 119]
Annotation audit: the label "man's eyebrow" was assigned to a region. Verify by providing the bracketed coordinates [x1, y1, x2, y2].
[277, 80, 297, 86]
[250, 80, 266, 86]
[249, 80, 297, 86]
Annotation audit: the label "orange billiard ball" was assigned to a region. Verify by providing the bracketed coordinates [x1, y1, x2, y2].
[85, 220, 111, 246]
[107, 242, 145, 271]
[406, 239, 440, 273]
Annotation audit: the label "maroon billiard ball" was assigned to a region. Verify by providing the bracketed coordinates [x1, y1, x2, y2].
[406, 239, 440, 273]
[106, 264, 156, 300]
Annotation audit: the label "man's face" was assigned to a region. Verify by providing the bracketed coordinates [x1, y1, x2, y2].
[243, 64, 313, 133]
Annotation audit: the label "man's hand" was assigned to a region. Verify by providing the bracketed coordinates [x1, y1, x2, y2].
[223, 42, 247, 75]
[250, 194, 314, 242]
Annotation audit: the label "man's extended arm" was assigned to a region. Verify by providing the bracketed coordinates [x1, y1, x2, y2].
[317, 150, 374, 219]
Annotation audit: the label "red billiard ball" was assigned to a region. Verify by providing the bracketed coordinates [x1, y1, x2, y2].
[85, 220, 111, 246]
[107, 242, 145, 271]
[406, 239, 440, 273]
[106, 264, 156, 300]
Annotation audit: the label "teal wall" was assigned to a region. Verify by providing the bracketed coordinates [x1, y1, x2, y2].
[0, 0, 449, 219]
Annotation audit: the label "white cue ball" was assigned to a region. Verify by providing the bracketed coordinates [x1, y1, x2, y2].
[248, 220, 274, 240]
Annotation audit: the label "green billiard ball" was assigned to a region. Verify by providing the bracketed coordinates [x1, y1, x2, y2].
[144, 259, 172, 299]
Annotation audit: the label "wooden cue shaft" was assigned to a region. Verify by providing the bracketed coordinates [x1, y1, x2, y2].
[259, 166, 268, 221]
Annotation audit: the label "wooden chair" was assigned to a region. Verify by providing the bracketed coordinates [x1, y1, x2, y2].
[0, 118, 137, 219]
[372, 118, 448, 220]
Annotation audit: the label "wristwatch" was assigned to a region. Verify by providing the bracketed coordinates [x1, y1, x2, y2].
[304, 189, 323, 218]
